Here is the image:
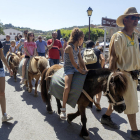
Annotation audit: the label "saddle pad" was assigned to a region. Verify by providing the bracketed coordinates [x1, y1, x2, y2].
[48, 68, 87, 108]
[18, 58, 30, 80]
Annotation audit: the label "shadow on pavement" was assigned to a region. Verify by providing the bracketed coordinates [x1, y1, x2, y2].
[44, 111, 102, 140]
[0, 121, 18, 140]
[21, 89, 103, 140]
[90, 107, 127, 125]
[90, 106, 129, 139]
[21, 88, 47, 117]
[6, 75, 23, 92]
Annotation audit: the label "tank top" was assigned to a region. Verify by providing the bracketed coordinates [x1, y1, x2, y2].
[64, 44, 79, 68]
[11, 46, 16, 53]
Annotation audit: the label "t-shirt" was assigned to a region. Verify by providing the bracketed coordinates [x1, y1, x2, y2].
[47, 39, 62, 59]
[81, 48, 101, 69]
[36, 40, 47, 53]
[2, 41, 10, 54]
[16, 41, 19, 46]
[60, 40, 64, 47]
[0, 41, 3, 68]
[109, 31, 140, 71]
[24, 41, 37, 56]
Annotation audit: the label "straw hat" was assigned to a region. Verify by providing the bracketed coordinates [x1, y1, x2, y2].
[116, 7, 140, 27]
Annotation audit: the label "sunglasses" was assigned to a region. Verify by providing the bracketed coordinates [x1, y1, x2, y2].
[30, 34, 34, 37]
[39, 38, 42, 39]
[24, 32, 28, 34]
[126, 16, 140, 21]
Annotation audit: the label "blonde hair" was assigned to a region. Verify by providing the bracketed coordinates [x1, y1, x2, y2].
[95, 41, 99, 46]
[68, 28, 84, 45]
[10, 40, 16, 46]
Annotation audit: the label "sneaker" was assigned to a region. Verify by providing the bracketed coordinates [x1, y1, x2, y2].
[2, 114, 13, 122]
[101, 115, 119, 129]
[20, 79, 25, 84]
[130, 130, 140, 140]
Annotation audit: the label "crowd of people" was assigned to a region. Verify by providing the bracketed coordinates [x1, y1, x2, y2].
[0, 6, 140, 140]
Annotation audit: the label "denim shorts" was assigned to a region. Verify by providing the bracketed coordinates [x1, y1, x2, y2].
[0, 68, 5, 77]
[64, 67, 78, 76]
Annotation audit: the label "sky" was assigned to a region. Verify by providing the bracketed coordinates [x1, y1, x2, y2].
[0, 0, 140, 31]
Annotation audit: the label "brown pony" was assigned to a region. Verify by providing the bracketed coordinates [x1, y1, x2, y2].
[25, 56, 48, 96]
[7, 53, 20, 82]
[16, 51, 24, 62]
[40, 64, 128, 140]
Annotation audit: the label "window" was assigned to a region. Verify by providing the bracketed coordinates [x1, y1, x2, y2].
[13, 33, 15, 35]
[10, 33, 12, 35]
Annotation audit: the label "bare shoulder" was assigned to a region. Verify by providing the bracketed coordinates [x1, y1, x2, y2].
[65, 45, 72, 53]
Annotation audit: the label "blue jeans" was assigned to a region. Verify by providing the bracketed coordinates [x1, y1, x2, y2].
[49, 58, 59, 67]
[38, 52, 45, 57]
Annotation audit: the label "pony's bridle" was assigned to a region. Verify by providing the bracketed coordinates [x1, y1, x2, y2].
[104, 72, 125, 106]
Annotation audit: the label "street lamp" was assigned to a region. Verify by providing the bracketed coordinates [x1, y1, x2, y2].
[87, 7, 93, 40]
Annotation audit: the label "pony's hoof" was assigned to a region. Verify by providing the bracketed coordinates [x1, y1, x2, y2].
[67, 119, 71, 124]
[28, 89, 32, 93]
[48, 111, 53, 114]
[34, 94, 38, 97]
[83, 136, 90, 140]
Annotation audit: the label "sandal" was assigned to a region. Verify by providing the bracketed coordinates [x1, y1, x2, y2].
[93, 100, 101, 111]
[20, 79, 25, 84]
[60, 108, 66, 120]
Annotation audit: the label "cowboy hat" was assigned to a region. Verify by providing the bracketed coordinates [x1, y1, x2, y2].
[116, 7, 140, 27]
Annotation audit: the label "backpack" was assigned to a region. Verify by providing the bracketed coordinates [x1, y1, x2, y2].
[83, 49, 97, 65]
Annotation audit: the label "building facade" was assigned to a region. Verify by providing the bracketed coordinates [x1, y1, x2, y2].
[0, 28, 22, 41]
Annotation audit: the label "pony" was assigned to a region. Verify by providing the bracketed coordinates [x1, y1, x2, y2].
[16, 51, 24, 62]
[6, 52, 20, 82]
[24, 56, 48, 96]
[40, 64, 128, 140]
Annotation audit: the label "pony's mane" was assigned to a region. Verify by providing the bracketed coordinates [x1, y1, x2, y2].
[38, 57, 48, 68]
[112, 72, 127, 96]
[87, 68, 111, 80]
[12, 55, 19, 64]
[86, 69, 128, 97]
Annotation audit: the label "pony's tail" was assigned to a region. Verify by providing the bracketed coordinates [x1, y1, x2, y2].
[40, 68, 49, 104]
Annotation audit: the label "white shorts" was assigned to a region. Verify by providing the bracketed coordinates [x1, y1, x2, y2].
[0, 68, 5, 77]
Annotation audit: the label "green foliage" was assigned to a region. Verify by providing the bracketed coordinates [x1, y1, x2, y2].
[80, 27, 105, 41]
[60, 29, 72, 40]
[46, 36, 52, 40]
[0, 22, 4, 35]
[60, 28, 105, 42]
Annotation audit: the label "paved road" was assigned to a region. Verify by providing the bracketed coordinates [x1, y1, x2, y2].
[0, 68, 140, 140]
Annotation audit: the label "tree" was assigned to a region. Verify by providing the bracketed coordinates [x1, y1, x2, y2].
[60, 28, 105, 42]
[0, 22, 4, 35]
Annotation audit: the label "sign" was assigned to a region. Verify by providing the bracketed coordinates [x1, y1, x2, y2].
[102, 18, 117, 27]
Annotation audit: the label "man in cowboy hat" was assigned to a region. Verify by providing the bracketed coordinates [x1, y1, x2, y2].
[100, 7, 140, 140]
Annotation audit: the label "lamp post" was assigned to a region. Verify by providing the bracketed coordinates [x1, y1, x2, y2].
[87, 7, 93, 40]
